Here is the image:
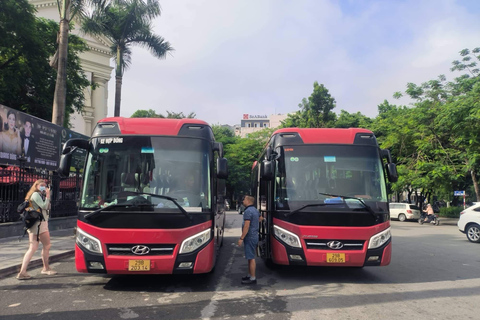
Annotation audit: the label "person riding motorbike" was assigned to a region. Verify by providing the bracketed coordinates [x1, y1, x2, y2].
[423, 203, 435, 223]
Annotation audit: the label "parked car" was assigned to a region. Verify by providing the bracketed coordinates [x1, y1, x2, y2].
[389, 203, 422, 221]
[458, 202, 480, 243]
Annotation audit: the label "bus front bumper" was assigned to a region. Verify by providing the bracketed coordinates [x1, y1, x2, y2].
[270, 236, 391, 267]
[75, 239, 215, 275]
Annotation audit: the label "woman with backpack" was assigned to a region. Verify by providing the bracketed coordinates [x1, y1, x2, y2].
[16, 179, 57, 280]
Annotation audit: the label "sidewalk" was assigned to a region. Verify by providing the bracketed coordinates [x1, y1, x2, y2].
[0, 228, 76, 279]
[437, 217, 459, 226]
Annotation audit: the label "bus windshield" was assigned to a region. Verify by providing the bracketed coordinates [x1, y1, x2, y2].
[274, 145, 387, 211]
[80, 136, 211, 212]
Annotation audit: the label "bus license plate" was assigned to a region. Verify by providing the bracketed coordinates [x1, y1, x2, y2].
[128, 260, 150, 271]
[326, 253, 345, 263]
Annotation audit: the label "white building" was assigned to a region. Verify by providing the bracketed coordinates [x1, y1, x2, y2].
[235, 114, 288, 137]
[30, 1, 113, 136]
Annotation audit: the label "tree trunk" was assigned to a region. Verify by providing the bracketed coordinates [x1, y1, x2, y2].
[114, 75, 123, 117]
[114, 47, 123, 117]
[52, 18, 69, 126]
[471, 170, 480, 201]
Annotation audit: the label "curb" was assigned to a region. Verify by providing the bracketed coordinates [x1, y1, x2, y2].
[0, 250, 75, 280]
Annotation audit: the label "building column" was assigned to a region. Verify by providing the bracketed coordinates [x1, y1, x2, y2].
[83, 108, 95, 136]
[92, 76, 108, 126]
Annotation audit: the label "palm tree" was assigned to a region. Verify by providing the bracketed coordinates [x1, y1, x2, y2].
[51, 0, 89, 127]
[82, 0, 173, 117]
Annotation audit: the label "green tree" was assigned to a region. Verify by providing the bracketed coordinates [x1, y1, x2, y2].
[0, 0, 90, 124]
[130, 109, 162, 118]
[224, 128, 274, 199]
[130, 109, 195, 118]
[334, 110, 372, 128]
[83, 0, 173, 117]
[388, 47, 480, 203]
[281, 82, 337, 128]
[211, 125, 236, 148]
[165, 111, 195, 119]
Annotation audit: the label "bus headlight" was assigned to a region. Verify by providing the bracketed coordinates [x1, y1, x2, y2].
[76, 228, 103, 254]
[179, 229, 211, 254]
[273, 225, 302, 248]
[368, 227, 391, 249]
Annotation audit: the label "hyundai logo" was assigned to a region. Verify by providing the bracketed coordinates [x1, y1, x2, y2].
[327, 241, 344, 250]
[131, 245, 150, 255]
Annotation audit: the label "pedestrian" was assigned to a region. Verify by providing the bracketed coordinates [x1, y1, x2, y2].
[16, 179, 57, 280]
[237, 195, 263, 285]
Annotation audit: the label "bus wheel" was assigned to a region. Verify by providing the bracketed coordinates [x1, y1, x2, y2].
[264, 258, 278, 269]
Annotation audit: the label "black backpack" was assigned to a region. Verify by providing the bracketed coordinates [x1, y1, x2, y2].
[17, 199, 45, 241]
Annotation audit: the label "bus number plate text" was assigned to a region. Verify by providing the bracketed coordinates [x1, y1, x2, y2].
[128, 259, 150, 271]
[326, 253, 345, 263]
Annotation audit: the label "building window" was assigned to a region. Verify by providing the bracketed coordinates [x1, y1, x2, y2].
[247, 123, 251, 128]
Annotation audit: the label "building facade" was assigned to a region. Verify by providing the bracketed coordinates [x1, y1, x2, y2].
[235, 114, 288, 137]
[30, 1, 113, 136]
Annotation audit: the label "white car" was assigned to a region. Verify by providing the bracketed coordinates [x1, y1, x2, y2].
[458, 203, 480, 243]
[389, 203, 421, 221]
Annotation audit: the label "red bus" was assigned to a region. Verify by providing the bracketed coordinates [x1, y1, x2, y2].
[253, 128, 397, 267]
[58, 117, 228, 274]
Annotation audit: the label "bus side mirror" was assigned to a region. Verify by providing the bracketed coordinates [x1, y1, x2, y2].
[58, 152, 72, 178]
[386, 163, 398, 183]
[58, 138, 89, 178]
[262, 160, 274, 180]
[213, 142, 224, 158]
[217, 158, 228, 179]
[266, 146, 272, 160]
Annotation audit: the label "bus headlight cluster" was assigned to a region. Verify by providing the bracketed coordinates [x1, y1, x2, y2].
[368, 227, 391, 249]
[179, 229, 211, 254]
[76, 228, 103, 254]
[273, 225, 302, 248]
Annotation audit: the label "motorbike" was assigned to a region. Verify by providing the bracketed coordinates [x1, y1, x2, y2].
[418, 211, 440, 225]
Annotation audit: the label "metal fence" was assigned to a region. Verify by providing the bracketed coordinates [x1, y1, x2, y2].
[0, 165, 81, 223]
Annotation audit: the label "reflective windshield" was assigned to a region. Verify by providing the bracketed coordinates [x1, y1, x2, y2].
[274, 145, 387, 211]
[80, 136, 211, 212]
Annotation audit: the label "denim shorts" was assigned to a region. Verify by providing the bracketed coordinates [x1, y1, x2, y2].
[243, 236, 258, 260]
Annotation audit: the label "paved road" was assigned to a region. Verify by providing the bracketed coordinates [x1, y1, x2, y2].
[0, 213, 478, 319]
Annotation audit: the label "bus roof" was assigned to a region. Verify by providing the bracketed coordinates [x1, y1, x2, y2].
[96, 117, 211, 136]
[271, 128, 375, 145]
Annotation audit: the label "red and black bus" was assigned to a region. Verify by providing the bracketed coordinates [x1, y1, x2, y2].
[252, 128, 397, 267]
[59, 117, 228, 274]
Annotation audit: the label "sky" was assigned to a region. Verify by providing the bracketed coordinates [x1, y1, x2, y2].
[107, 0, 480, 126]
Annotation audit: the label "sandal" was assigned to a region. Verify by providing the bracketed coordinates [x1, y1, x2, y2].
[41, 269, 57, 275]
[16, 273, 32, 280]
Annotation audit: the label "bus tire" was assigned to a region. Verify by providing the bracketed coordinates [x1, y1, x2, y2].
[264, 258, 278, 269]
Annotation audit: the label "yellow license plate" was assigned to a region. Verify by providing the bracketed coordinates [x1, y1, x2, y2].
[326, 253, 345, 263]
[128, 259, 151, 271]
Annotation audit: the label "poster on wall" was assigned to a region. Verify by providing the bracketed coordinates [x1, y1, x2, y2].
[0, 104, 88, 171]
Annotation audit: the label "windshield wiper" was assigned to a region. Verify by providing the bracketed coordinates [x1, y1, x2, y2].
[284, 203, 344, 217]
[84, 191, 191, 220]
[318, 192, 378, 221]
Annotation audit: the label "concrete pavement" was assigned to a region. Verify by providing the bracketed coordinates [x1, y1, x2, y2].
[0, 228, 76, 279]
[0, 217, 460, 280]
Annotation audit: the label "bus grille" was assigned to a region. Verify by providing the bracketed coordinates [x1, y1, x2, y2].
[106, 244, 176, 256]
[305, 239, 365, 251]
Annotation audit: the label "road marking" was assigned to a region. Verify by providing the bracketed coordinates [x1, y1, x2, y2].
[201, 242, 239, 319]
